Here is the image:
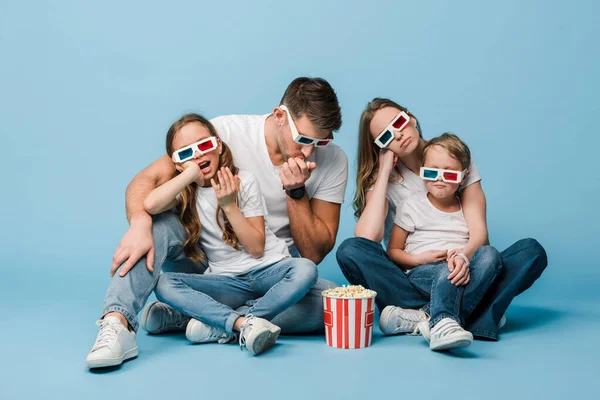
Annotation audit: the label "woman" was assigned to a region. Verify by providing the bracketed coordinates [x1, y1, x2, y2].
[336, 98, 547, 341]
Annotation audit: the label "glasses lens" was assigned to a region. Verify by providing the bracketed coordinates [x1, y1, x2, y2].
[422, 168, 439, 180]
[177, 148, 194, 160]
[443, 171, 459, 182]
[298, 136, 314, 145]
[197, 139, 216, 153]
[378, 131, 393, 146]
[316, 140, 330, 146]
[392, 114, 408, 129]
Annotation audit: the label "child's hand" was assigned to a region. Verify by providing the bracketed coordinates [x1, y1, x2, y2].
[378, 149, 398, 176]
[415, 250, 448, 265]
[448, 255, 470, 286]
[211, 167, 239, 212]
[176, 161, 204, 185]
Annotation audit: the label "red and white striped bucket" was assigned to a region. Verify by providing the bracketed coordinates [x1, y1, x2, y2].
[322, 294, 376, 349]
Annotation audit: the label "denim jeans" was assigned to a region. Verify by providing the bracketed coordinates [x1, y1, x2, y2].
[406, 246, 502, 328]
[336, 237, 547, 340]
[154, 258, 318, 333]
[102, 211, 337, 333]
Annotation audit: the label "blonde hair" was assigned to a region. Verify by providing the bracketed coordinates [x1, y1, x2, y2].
[165, 114, 240, 263]
[353, 98, 422, 218]
[423, 133, 471, 170]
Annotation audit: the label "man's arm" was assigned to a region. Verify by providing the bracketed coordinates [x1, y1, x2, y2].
[111, 155, 176, 277]
[287, 196, 341, 264]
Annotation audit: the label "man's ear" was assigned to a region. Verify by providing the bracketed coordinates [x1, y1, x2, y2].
[273, 107, 285, 126]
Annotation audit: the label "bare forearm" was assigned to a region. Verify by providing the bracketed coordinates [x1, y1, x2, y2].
[354, 174, 389, 242]
[223, 208, 265, 257]
[287, 196, 333, 264]
[463, 225, 489, 259]
[125, 175, 155, 224]
[388, 248, 420, 270]
[144, 169, 195, 215]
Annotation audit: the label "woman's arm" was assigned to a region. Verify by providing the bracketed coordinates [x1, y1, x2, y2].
[143, 162, 201, 215]
[213, 168, 266, 258]
[458, 182, 489, 260]
[354, 151, 395, 242]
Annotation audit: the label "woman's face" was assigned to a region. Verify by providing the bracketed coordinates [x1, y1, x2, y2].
[172, 122, 222, 182]
[369, 107, 421, 157]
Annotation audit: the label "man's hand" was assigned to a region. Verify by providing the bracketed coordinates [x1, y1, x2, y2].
[280, 157, 316, 190]
[110, 217, 155, 277]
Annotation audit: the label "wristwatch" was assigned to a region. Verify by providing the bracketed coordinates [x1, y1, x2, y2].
[285, 186, 306, 200]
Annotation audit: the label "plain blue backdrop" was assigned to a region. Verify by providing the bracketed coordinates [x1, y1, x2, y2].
[1, 1, 599, 399]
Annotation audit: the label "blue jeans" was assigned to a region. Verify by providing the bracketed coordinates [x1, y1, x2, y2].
[406, 246, 502, 328]
[154, 258, 318, 333]
[102, 211, 336, 332]
[336, 237, 547, 340]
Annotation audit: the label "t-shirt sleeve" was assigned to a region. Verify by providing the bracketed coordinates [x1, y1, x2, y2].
[311, 149, 348, 204]
[460, 157, 482, 191]
[209, 115, 231, 143]
[238, 172, 267, 218]
[394, 201, 416, 233]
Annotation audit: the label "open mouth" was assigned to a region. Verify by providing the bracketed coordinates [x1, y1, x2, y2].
[199, 161, 210, 170]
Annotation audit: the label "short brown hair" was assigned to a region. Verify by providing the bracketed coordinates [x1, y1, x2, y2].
[280, 77, 342, 132]
[423, 133, 471, 170]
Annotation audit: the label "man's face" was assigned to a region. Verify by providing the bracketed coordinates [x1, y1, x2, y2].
[274, 107, 332, 160]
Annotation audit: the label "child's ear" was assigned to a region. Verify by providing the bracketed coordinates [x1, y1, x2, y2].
[460, 169, 470, 185]
[217, 138, 223, 154]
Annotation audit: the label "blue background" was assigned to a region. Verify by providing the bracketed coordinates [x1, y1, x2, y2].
[1, 1, 598, 399]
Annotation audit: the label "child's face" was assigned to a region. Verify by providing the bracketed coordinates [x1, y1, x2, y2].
[423, 145, 467, 199]
[172, 122, 222, 182]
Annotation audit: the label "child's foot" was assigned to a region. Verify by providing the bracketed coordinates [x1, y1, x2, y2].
[379, 306, 428, 335]
[85, 317, 138, 369]
[141, 301, 190, 334]
[239, 315, 281, 355]
[429, 318, 473, 351]
[186, 319, 236, 344]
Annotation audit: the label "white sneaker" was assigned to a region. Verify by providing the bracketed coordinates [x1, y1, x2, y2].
[141, 301, 190, 334]
[186, 318, 236, 344]
[429, 318, 473, 351]
[379, 306, 428, 335]
[85, 317, 138, 369]
[239, 315, 281, 355]
[417, 320, 431, 343]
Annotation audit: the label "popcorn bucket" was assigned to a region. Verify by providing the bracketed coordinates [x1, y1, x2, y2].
[322, 291, 377, 349]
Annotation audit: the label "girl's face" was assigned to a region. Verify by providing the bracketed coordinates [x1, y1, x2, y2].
[422, 145, 467, 199]
[172, 122, 222, 182]
[369, 107, 421, 157]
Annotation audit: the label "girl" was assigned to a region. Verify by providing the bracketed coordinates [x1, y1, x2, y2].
[336, 98, 547, 341]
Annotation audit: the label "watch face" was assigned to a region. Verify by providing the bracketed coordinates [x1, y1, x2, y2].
[290, 187, 305, 199]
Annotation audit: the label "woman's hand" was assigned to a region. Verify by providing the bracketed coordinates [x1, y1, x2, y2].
[176, 161, 204, 185]
[378, 149, 398, 176]
[211, 167, 240, 212]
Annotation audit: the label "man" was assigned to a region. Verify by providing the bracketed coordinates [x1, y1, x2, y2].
[85, 77, 348, 368]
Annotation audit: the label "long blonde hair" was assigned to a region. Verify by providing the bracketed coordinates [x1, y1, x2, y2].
[353, 98, 422, 218]
[165, 114, 240, 263]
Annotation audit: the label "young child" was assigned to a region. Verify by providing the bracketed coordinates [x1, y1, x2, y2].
[87, 113, 318, 363]
[385, 133, 502, 351]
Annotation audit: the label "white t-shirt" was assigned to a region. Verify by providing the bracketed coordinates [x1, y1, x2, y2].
[193, 169, 289, 276]
[380, 160, 481, 247]
[210, 114, 349, 248]
[394, 192, 469, 255]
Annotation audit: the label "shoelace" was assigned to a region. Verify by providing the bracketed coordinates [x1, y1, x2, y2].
[239, 314, 255, 350]
[396, 310, 427, 332]
[91, 320, 120, 352]
[160, 306, 188, 331]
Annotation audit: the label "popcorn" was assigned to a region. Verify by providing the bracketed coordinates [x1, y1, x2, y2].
[322, 285, 377, 299]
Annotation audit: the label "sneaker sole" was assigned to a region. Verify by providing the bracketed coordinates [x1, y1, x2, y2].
[141, 301, 159, 334]
[85, 347, 139, 369]
[430, 336, 473, 351]
[248, 326, 281, 355]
